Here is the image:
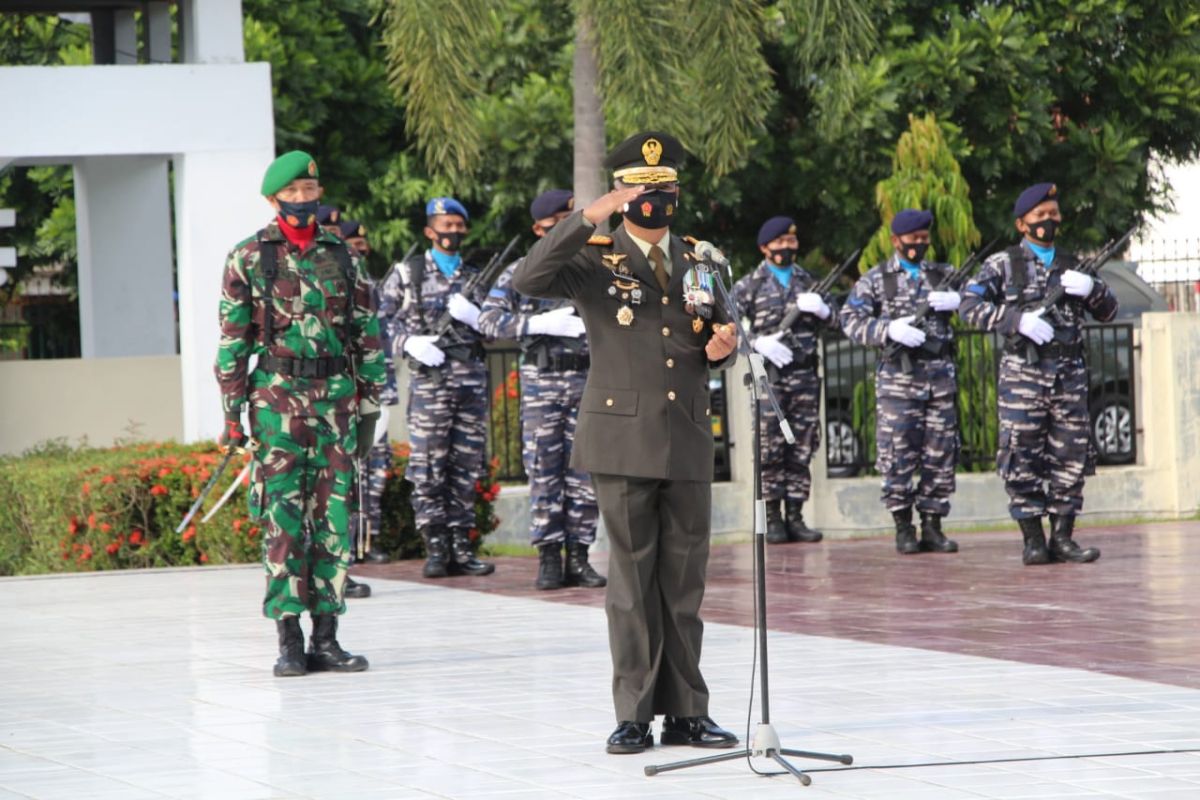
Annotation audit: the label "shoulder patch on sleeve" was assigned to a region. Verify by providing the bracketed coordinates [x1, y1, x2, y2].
[587, 234, 613, 246]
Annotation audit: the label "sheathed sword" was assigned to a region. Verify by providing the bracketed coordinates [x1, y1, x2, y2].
[200, 460, 254, 523]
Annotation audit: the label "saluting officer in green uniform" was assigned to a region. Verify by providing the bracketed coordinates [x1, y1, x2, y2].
[215, 151, 386, 677]
[514, 131, 740, 755]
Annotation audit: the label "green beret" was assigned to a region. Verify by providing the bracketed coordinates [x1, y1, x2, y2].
[261, 150, 319, 196]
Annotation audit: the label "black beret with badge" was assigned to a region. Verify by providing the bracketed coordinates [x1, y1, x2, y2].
[757, 216, 797, 247]
[530, 189, 574, 221]
[1013, 182, 1059, 218]
[890, 209, 933, 235]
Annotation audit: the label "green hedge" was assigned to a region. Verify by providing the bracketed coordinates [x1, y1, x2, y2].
[0, 440, 501, 577]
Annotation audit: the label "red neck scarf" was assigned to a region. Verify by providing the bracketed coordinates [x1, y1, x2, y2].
[277, 215, 316, 250]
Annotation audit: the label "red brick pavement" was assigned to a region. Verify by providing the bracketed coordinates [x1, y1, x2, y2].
[356, 521, 1200, 690]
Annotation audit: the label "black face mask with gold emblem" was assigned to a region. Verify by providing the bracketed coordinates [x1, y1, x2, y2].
[623, 189, 678, 230]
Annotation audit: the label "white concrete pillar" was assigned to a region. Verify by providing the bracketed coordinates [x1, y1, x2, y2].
[146, 2, 172, 64]
[179, 0, 245, 64]
[114, 10, 138, 64]
[173, 147, 275, 443]
[73, 155, 176, 359]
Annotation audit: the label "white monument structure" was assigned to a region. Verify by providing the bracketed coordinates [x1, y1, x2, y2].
[0, 0, 274, 442]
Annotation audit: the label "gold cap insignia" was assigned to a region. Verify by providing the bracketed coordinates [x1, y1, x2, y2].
[567, 197, 575, 210]
[330, 210, 339, 222]
[307, 160, 317, 176]
[358, 225, 366, 236]
[788, 224, 797, 234]
[1048, 184, 1058, 197]
[434, 199, 446, 214]
[642, 138, 663, 166]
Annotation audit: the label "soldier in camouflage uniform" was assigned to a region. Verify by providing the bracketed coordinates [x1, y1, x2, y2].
[839, 210, 961, 555]
[378, 197, 495, 579]
[731, 215, 835, 545]
[478, 189, 605, 591]
[960, 183, 1116, 565]
[215, 151, 384, 676]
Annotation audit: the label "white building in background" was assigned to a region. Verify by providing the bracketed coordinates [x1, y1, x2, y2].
[1129, 159, 1200, 285]
[0, 0, 274, 446]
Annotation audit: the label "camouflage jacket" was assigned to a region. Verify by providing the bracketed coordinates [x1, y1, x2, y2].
[377, 250, 490, 377]
[371, 282, 400, 406]
[839, 254, 957, 397]
[960, 240, 1118, 356]
[215, 221, 385, 415]
[478, 259, 589, 363]
[731, 261, 838, 368]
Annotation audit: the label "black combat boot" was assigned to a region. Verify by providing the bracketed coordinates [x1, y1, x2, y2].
[918, 512, 958, 553]
[893, 507, 920, 554]
[765, 501, 788, 544]
[344, 576, 371, 598]
[421, 525, 449, 578]
[306, 615, 369, 672]
[535, 542, 564, 590]
[1047, 514, 1100, 563]
[785, 501, 823, 543]
[273, 617, 306, 677]
[564, 540, 607, 588]
[1019, 517, 1050, 565]
[448, 528, 495, 576]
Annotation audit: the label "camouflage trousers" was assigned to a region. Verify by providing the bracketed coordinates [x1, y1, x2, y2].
[875, 392, 958, 516]
[757, 368, 821, 502]
[996, 357, 1091, 520]
[249, 407, 354, 620]
[406, 366, 488, 530]
[348, 435, 392, 555]
[519, 365, 598, 546]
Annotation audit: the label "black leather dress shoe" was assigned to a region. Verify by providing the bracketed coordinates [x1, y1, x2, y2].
[605, 721, 653, 754]
[660, 716, 738, 748]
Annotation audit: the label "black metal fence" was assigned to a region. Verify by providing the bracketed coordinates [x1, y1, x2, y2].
[483, 344, 733, 483]
[822, 323, 1137, 478]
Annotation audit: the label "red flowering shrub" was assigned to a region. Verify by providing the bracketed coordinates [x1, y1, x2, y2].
[489, 369, 525, 482]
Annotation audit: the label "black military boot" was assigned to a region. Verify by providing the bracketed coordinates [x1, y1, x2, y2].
[421, 525, 449, 579]
[448, 528, 495, 576]
[1047, 514, 1100, 563]
[785, 501, 823, 543]
[893, 507, 920, 554]
[306, 615, 369, 672]
[273, 617, 306, 677]
[1019, 517, 1050, 565]
[343, 576, 371, 598]
[564, 540, 607, 588]
[535, 542, 564, 590]
[765, 501, 788, 544]
[919, 512, 958, 553]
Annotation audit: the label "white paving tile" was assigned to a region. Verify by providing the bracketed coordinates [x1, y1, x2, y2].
[2, 566, 1200, 799]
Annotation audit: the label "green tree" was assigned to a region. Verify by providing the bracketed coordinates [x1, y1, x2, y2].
[862, 113, 981, 269]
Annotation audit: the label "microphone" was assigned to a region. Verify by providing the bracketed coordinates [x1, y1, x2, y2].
[692, 240, 730, 268]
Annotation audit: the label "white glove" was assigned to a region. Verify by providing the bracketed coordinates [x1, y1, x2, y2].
[752, 331, 793, 369]
[1018, 308, 1054, 345]
[526, 306, 585, 338]
[927, 291, 961, 312]
[886, 315, 926, 348]
[403, 335, 446, 367]
[796, 292, 832, 320]
[447, 293, 482, 330]
[1060, 270, 1094, 298]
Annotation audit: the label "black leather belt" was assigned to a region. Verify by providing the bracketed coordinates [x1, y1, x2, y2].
[537, 353, 590, 373]
[1038, 341, 1084, 360]
[259, 354, 348, 378]
[782, 353, 819, 372]
[442, 343, 485, 363]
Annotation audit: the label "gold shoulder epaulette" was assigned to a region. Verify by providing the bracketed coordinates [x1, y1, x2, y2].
[587, 234, 613, 246]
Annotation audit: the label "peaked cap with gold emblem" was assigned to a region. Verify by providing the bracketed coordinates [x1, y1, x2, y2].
[603, 130, 684, 185]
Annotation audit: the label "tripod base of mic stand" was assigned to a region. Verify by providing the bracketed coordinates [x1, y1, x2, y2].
[644, 723, 852, 784]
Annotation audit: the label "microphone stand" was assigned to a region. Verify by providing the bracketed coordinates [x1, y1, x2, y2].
[645, 252, 853, 786]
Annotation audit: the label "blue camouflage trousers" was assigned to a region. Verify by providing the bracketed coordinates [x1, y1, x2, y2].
[520, 365, 598, 547]
[875, 393, 958, 516]
[758, 368, 821, 502]
[995, 357, 1091, 520]
[406, 365, 488, 530]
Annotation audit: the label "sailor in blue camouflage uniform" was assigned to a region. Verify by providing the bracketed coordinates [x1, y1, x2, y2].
[478, 189, 606, 591]
[378, 197, 495, 579]
[731, 215, 833, 545]
[960, 183, 1116, 566]
[839, 210, 961, 555]
[338, 220, 393, 590]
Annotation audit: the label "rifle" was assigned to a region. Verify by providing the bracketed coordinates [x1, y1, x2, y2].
[772, 247, 862, 337]
[1013, 225, 1136, 363]
[882, 235, 1002, 369]
[408, 234, 522, 382]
